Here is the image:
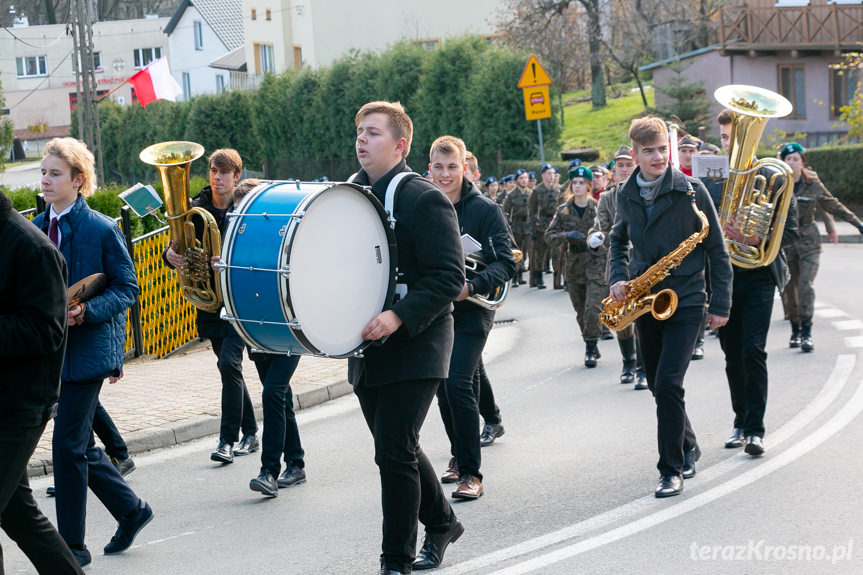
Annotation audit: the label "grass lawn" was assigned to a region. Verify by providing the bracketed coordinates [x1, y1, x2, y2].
[561, 85, 654, 161]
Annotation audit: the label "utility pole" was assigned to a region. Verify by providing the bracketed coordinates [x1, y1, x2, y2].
[70, 0, 104, 185]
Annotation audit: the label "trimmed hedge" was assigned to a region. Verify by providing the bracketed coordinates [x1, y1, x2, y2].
[81, 38, 562, 184]
[805, 143, 863, 206]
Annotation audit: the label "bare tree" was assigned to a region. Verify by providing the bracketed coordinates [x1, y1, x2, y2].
[11, 0, 180, 24]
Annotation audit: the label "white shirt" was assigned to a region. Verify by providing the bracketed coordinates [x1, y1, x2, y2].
[49, 203, 75, 248]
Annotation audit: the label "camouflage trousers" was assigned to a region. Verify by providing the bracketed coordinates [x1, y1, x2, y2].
[565, 277, 606, 341]
[782, 249, 820, 323]
[531, 233, 551, 274]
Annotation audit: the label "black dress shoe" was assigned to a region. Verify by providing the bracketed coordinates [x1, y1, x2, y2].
[724, 427, 745, 448]
[111, 455, 136, 477]
[250, 468, 279, 497]
[682, 444, 701, 479]
[210, 440, 233, 463]
[691, 341, 705, 360]
[104, 499, 154, 554]
[634, 370, 648, 390]
[47, 485, 55, 497]
[277, 462, 307, 487]
[744, 435, 765, 456]
[379, 559, 405, 574]
[655, 475, 683, 498]
[412, 519, 465, 570]
[234, 433, 260, 456]
[70, 545, 91, 568]
[480, 422, 505, 447]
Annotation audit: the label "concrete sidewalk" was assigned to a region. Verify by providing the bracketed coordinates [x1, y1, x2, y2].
[28, 340, 350, 477]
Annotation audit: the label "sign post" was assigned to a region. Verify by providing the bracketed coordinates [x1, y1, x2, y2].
[517, 55, 553, 164]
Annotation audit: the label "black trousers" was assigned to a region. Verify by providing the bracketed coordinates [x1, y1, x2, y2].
[250, 352, 304, 476]
[0, 423, 83, 575]
[476, 359, 502, 425]
[436, 328, 487, 480]
[718, 267, 775, 438]
[92, 401, 128, 461]
[636, 307, 701, 477]
[355, 377, 456, 574]
[53, 379, 140, 547]
[211, 335, 257, 443]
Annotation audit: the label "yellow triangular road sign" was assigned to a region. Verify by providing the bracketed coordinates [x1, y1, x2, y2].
[517, 55, 552, 89]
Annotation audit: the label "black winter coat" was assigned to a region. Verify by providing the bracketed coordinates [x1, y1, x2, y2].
[348, 161, 465, 387]
[0, 192, 68, 426]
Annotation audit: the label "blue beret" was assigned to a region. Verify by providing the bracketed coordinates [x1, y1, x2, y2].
[568, 166, 593, 182]
[485, 177, 497, 185]
[528, 171, 536, 179]
[567, 159, 582, 170]
[540, 163, 555, 174]
[515, 168, 527, 177]
[422, 170, 430, 177]
[780, 142, 804, 160]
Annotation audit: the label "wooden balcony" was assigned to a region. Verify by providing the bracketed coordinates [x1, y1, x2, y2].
[720, 4, 863, 53]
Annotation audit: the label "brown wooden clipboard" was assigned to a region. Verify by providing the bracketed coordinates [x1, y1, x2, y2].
[67, 273, 106, 308]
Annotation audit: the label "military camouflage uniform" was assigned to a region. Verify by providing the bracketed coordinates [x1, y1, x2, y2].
[782, 170, 863, 323]
[528, 182, 560, 282]
[546, 197, 607, 340]
[503, 187, 532, 276]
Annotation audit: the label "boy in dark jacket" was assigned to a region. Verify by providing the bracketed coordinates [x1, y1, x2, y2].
[1, 190, 84, 575]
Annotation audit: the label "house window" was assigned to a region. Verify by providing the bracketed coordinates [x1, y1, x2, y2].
[194, 21, 203, 50]
[16, 55, 47, 78]
[830, 66, 859, 119]
[182, 72, 191, 101]
[411, 38, 441, 51]
[251, 8, 256, 20]
[778, 64, 806, 118]
[133, 47, 162, 69]
[293, 45, 302, 70]
[255, 43, 275, 74]
[266, 8, 271, 20]
[93, 52, 102, 72]
[216, 75, 226, 94]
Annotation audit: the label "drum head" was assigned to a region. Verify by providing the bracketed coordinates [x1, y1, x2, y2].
[284, 184, 392, 357]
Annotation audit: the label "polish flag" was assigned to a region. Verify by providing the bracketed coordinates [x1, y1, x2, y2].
[128, 57, 183, 108]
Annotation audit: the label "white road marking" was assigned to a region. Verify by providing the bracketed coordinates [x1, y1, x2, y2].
[833, 319, 863, 331]
[845, 336, 863, 348]
[438, 355, 856, 575]
[483, 369, 863, 574]
[815, 308, 848, 318]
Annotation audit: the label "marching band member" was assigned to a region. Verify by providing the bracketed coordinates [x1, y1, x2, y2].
[430, 136, 515, 500]
[349, 101, 465, 574]
[608, 117, 731, 498]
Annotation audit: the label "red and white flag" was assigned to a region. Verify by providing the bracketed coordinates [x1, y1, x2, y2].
[128, 57, 183, 108]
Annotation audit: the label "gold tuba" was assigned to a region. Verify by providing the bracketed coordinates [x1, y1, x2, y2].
[465, 249, 523, 310]
[714, 85, 794, 269]
[599, 190, 709, 331]
[140, 141, 223, 312]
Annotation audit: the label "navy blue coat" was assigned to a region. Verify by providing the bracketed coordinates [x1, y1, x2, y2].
[33, 194, 139, 382]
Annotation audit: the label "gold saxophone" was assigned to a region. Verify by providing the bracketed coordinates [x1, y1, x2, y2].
[599, 190, 709, 331]
[140, 141, 224, 313]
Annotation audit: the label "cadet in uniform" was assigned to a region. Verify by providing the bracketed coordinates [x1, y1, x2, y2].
[546, 166, 607, 367]
[528, 164, 560, 289]
[503, 169, 532, 287]
[779, 142, 863, 351]
[588, 145, 647, 389]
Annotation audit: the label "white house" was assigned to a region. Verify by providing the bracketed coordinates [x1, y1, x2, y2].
[164, 0, 245, 100]
[2, 16, 170, 144]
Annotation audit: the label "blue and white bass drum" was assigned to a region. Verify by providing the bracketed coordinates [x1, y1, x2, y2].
[219, 181, 396, 357]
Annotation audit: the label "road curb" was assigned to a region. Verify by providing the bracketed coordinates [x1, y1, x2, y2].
[27, 378, 352, 478]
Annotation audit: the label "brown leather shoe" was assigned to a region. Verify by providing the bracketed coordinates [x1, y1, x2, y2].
[452, 475, 483, 500]
[440, 457, 459, 484]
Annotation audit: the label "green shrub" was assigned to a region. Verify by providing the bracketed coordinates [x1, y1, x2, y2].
[806, 143, 863, 205]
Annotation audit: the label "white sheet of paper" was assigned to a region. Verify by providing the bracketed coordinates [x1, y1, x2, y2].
[692, 155, 729, 179]
[461, 233, 482, 256]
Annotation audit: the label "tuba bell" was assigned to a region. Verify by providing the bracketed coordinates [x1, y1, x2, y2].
[714, 85, 794, 269]
[140, 141, 224, 312]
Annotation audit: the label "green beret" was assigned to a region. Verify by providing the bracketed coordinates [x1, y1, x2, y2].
[780, 142, 804, 160]
[568, 165, 593, 182]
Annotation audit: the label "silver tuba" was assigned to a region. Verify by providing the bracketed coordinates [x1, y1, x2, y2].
[465, 249, 523, 310]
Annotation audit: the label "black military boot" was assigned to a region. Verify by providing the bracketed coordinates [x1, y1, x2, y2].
[789, 321, 802, 348]
[517, 271, 526, 285]
[535, 271, 547, 289]
[512, 274, 520, 288]
[584, 340, 600, 368]
[618, 336, 636, 384]
[800, 321, 814, 352]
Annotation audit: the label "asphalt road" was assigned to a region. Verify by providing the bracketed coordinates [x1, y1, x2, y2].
[0, 162, 42, 191]
[4, 244, 862, 575]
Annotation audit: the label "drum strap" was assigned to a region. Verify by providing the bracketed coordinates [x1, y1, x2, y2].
[347, 171, 420, 231]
